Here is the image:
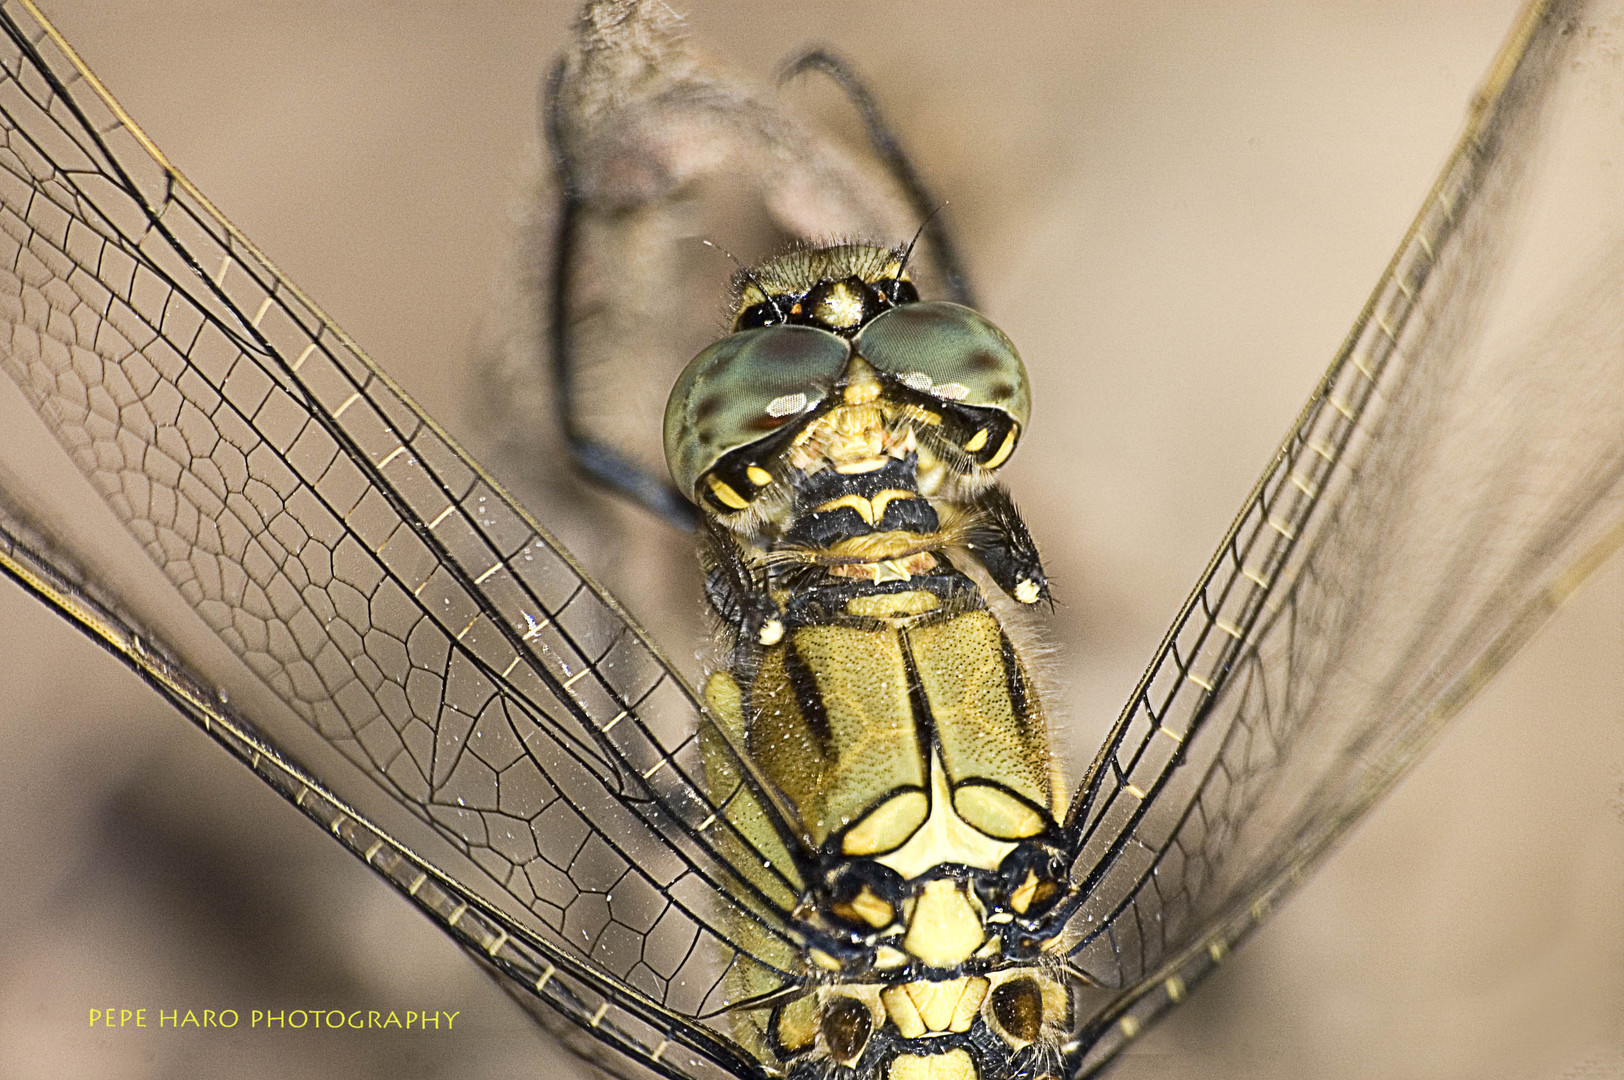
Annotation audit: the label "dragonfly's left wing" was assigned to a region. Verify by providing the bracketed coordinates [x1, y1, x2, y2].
[1055, 0, 1624, 1072]
[0, 5, 816, 1078]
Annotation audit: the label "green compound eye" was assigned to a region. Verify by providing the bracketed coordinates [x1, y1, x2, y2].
[854, 302, 1030, 430]
[664, 325, 851, 503]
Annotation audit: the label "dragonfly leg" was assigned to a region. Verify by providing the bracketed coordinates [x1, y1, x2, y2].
[780, 49, 976, 309]
[700, 518, 783, 667]
[964, 484, 1051, 607]
[542, 59, 701, 531]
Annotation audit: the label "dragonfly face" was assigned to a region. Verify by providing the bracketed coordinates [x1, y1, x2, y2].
[1, 4, 1622, 1080]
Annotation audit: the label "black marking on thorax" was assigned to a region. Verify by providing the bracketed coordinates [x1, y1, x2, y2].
[782, 452, 938, 550]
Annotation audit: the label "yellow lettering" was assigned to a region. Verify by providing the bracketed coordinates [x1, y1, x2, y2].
[160, 1009, 179, 1028]
[219, 1010, 239, 1028]
[383, 1011, 403, 1028]
[444, 1011, 459, 1030]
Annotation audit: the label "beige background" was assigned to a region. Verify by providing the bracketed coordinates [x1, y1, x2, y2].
[0, 2, 1621, 1079]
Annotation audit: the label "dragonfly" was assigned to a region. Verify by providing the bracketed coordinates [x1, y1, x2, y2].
[1, 3, 1621, 1080]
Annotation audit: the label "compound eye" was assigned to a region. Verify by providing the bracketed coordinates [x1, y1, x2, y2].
[855, 301, 1030, 433]
[663, 326, 850, 505]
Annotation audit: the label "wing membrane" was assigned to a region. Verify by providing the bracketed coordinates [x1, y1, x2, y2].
[0, 3, 800, 1075]
[1063, 0, 1624, 1068]
[0, 502, 758, 1080]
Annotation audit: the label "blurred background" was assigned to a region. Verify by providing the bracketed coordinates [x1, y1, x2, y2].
[0, 2, 1620, 1078]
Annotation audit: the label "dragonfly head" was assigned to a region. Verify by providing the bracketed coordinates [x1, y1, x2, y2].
[664, 244, 1030, 523]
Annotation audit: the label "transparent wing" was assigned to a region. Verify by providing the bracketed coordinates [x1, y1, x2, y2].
[1061, 0, 1624, 1070]
[0, 4, 802, 1078]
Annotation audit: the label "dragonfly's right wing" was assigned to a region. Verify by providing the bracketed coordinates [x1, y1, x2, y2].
[1055, 0, 1624, 1071]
